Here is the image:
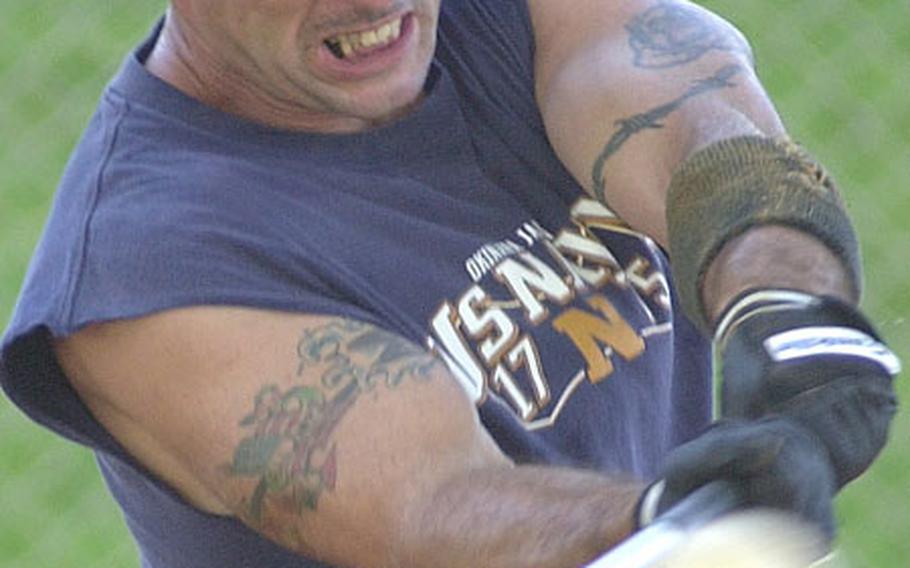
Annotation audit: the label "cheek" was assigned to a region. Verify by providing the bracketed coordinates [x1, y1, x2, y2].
[240, 6, 316, 56]
[419, 0, 442, 28]
[417, 1, 442, 47]
[254, 26, 318, 79]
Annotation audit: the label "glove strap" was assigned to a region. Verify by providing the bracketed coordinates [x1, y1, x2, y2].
[764, 326, 901, 376]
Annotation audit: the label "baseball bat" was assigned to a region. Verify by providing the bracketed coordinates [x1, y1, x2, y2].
[584, 481, 742, 568]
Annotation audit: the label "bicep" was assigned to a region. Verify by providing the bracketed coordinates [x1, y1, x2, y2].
[528, 0, 785, 242]
[54, 307, 508, 566]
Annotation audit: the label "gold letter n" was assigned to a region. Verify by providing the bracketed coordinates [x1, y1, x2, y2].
[553, 295, 645, 384]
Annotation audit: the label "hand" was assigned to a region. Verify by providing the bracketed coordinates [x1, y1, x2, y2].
[716, 290, 900, 487]
[638, 417, 837, 539]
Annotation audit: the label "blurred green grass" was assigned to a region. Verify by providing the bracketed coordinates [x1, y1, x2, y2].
[1, 1, 907, 567]
[1, 4, 167, 566]
[700, 1, 910, 566]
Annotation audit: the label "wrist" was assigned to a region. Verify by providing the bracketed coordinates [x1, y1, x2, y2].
[701, 226, 859, 331]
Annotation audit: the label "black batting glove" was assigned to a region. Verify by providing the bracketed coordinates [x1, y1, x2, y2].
[637, 417, 837, 539]
[715, 289, 900, 488]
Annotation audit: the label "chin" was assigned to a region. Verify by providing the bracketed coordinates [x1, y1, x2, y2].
[345, 73, 430, 124]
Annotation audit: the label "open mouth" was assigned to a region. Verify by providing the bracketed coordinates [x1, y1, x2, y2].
[324, 13, 411, 60]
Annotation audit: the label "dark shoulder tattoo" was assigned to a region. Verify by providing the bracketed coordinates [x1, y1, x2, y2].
[626, 2, 752, 69]
[592, 64, 743, 202]
[228, 320, 439, 522]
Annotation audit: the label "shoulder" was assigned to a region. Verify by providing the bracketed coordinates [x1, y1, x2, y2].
[527, 0, 750, 80]
[25, 122, 347, 338]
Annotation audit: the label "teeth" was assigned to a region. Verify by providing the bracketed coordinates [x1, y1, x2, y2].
[326, 16, 404, 59]
[361, 30, 379, 47]
[377, 24, 391, 43]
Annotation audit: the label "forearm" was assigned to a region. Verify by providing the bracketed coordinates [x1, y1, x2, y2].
[532, 1, 862, 329]
[397, 465, 643, 568]
[701, 226, 856, 329]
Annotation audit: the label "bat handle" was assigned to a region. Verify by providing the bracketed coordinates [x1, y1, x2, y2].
[584, 481, 743, 568]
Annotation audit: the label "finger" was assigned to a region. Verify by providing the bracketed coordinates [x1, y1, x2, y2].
[660, 420, 785, 495]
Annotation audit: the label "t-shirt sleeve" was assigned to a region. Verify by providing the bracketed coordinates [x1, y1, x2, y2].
[436, 0, 539, 127]
[435, 0, 585, 210]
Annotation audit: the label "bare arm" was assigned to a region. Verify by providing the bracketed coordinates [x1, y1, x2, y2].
[54, 307, 642, 568]
[529, 0, 854, 326]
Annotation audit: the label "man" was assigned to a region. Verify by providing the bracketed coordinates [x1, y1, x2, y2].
[1, 1, 898, 567]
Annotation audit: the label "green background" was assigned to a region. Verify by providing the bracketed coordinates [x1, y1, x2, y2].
[1, 1, 907, 566]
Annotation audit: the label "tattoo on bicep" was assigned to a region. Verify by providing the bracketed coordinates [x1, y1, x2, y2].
[626, 3, 752, 69]
[228, 320, 439, 521]
[591, 64, 743, 203]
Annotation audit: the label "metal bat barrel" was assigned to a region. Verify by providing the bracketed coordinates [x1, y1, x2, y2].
[584, 481, 742, 568]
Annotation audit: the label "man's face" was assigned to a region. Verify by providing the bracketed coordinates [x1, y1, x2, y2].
[175, 0, 442, 129]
